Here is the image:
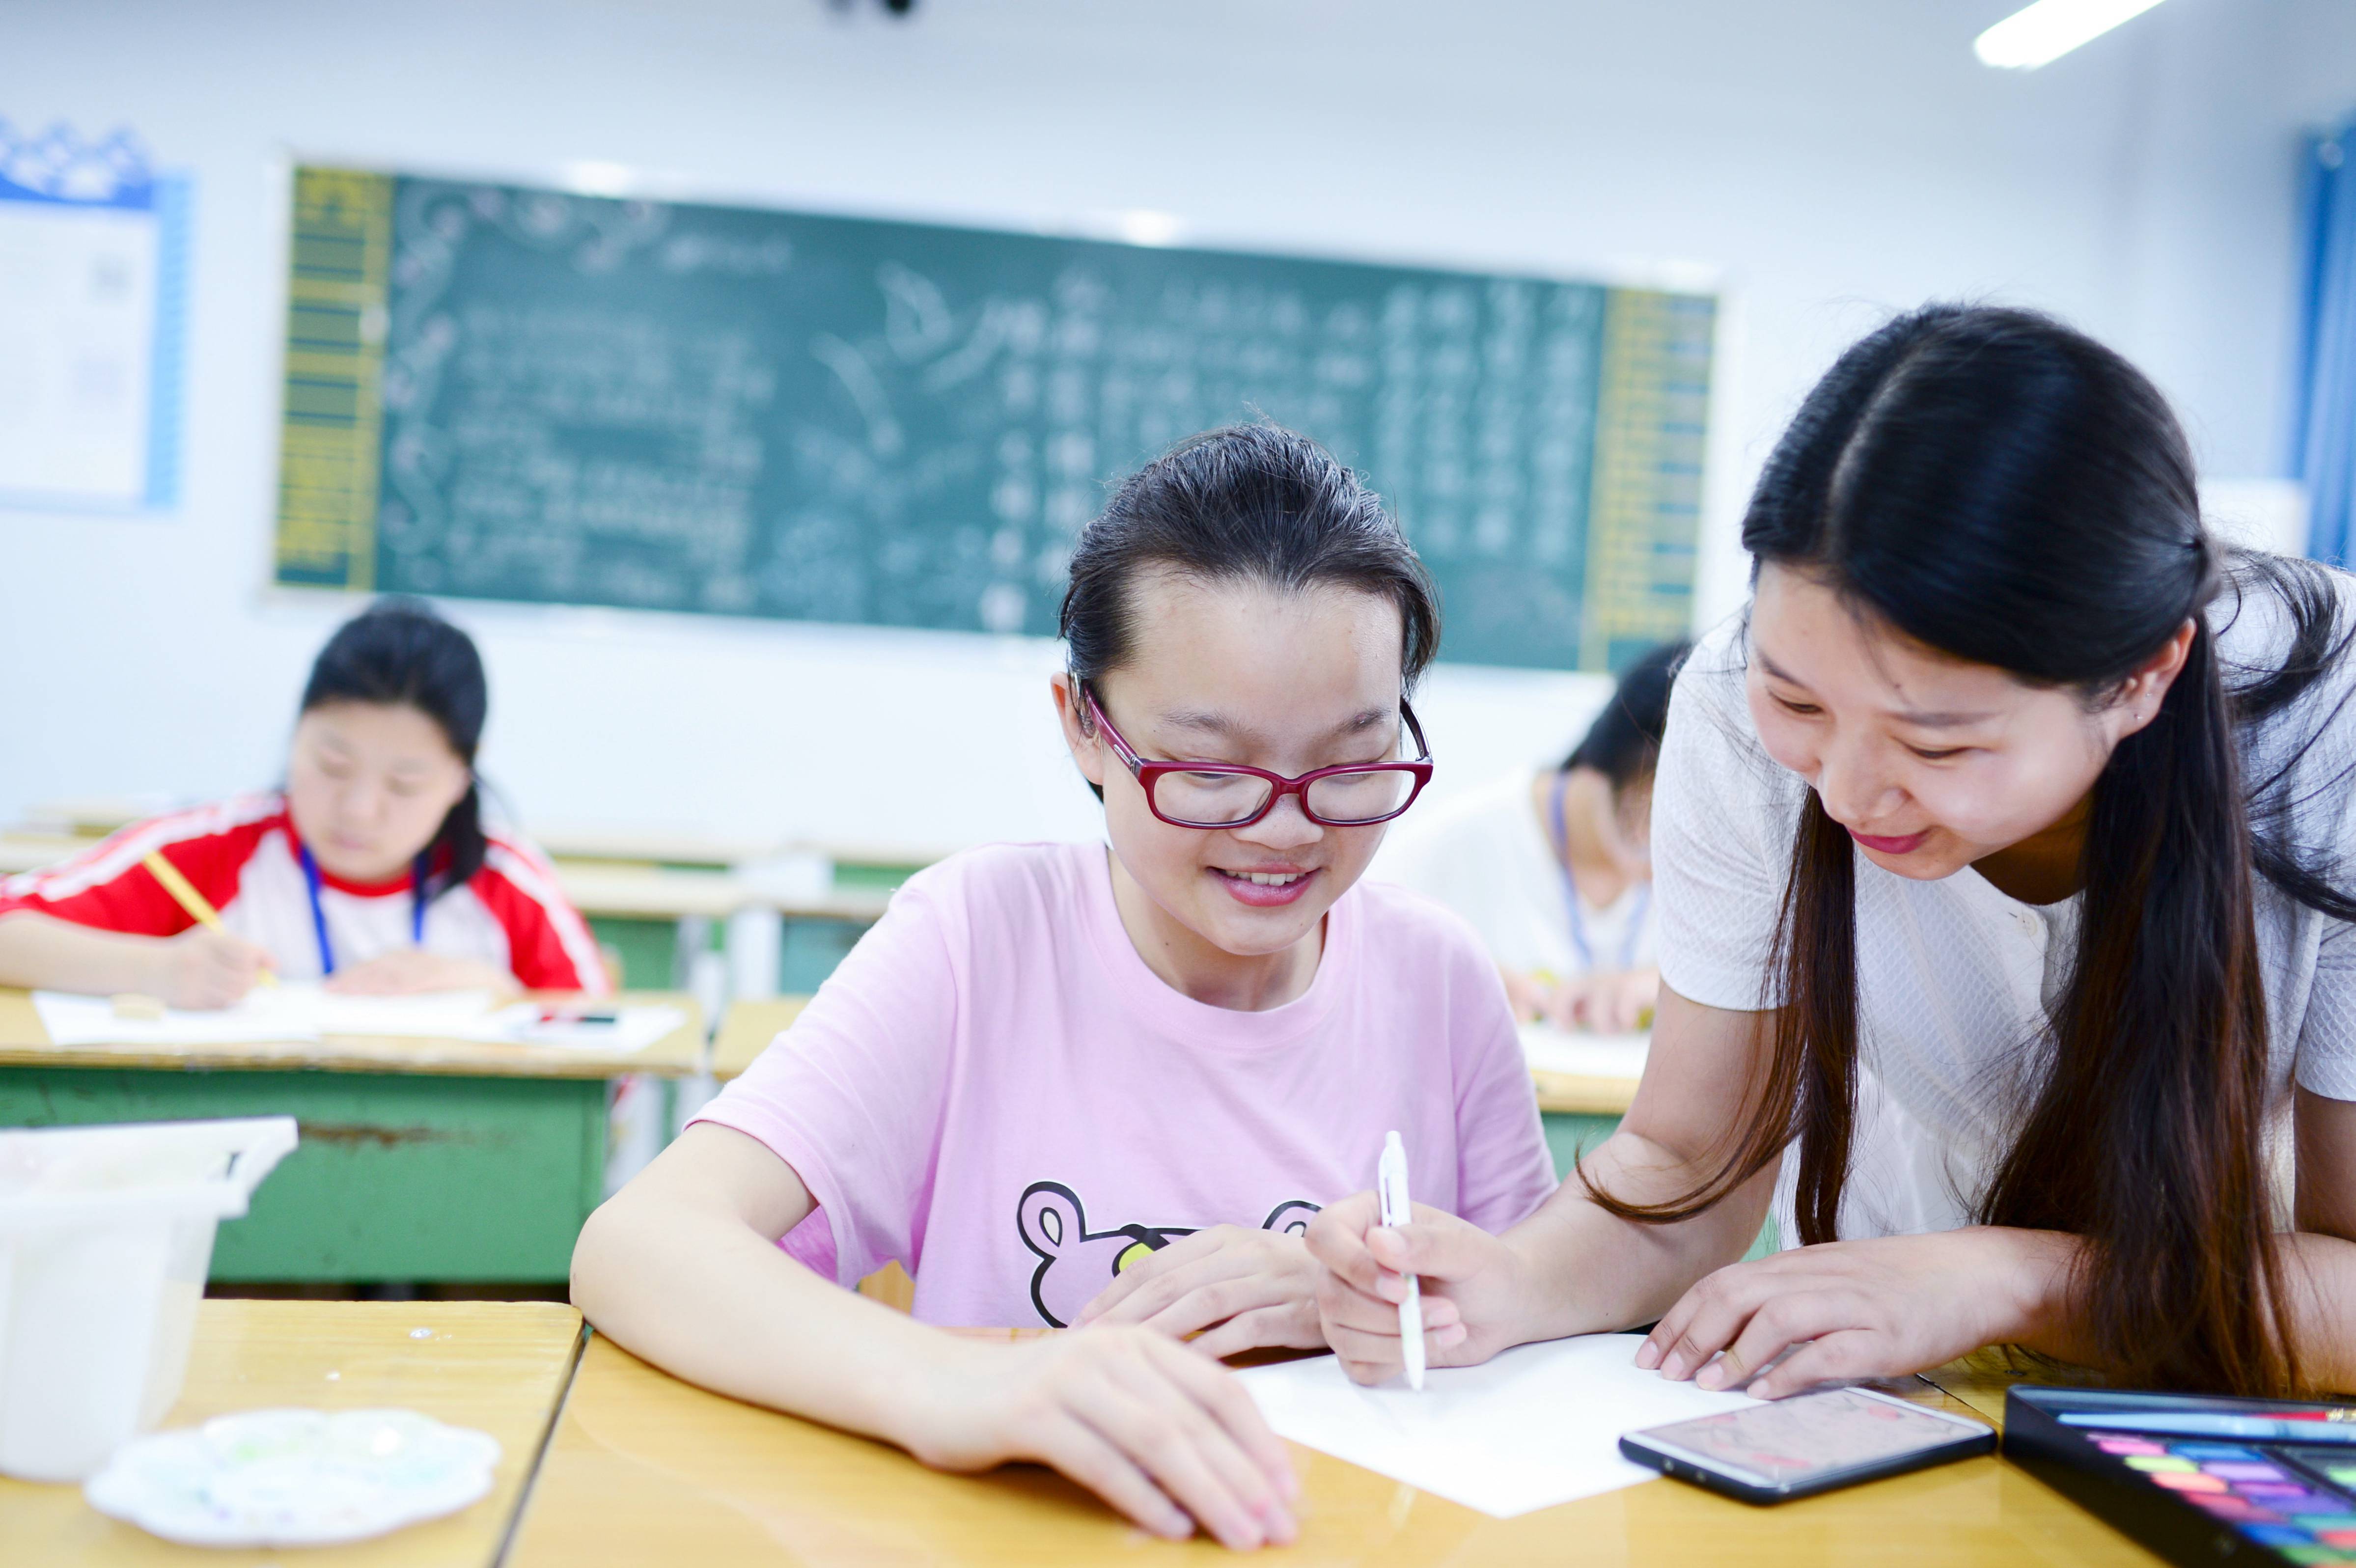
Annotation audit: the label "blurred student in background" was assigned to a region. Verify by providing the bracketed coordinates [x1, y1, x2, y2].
[1379, 640, 1686, 1033]
[0, 598, 608, 1007]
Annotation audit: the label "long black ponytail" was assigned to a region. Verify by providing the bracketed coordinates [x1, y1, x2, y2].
[300, 598, 490, 897]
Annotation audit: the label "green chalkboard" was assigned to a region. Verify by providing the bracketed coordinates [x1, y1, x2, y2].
[276, 167, 1712, 671]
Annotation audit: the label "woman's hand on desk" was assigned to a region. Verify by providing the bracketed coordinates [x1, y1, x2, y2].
[323, 950, 521, 998]
[1636, 1227, 2078, 1399]
[900, 1325, 1297, 1550]
[1305, 1193, 1532, 1384]
[1075, 1226, 1326, 1356]
[157, 928, 276, 1010]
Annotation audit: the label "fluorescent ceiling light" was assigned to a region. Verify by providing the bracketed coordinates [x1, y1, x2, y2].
[1114, 209, 1184, 247]
[562, 160, 635, 196]
[1974, 0, 2167, 68]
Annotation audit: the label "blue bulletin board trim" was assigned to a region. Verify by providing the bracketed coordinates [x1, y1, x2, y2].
[144, 174, 191, 509]
[0, 120, 189, 513]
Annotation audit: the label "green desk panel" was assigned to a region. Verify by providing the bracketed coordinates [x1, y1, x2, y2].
[1542, 1111, 1621, 1181]
[0, 1067, 607, 1283]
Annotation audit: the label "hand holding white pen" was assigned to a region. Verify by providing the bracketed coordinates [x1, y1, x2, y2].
[1377, 1130, 1425, 1390]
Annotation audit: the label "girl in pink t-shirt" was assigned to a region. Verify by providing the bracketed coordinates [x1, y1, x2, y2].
[572, 424, 1556, 1550]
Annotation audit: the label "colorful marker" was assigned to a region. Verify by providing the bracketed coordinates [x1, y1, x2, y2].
[2062, 1411, 2356, 1444]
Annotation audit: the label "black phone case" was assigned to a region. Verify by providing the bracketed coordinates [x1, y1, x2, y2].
[1619, 1411, 1997, 1504]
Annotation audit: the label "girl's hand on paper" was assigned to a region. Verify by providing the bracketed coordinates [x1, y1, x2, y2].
[324, 950, 520, 998]
[1542, 967, 1660, 1034]
[158, 928, 276, 1010]
[1305, 1192, 1528, 1384]
[1500, 966, 1555, 1024]
[1075, 1226, 1326, 1357]
[1636, 1227, 2077, 1399]
[902, 1325, 1298, 1550]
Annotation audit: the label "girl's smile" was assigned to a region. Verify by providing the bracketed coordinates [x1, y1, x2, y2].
[1211, 863, 1319, 907]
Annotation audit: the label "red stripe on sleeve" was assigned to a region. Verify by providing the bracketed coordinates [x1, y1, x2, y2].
[473, 838, 612, 994]
[0, 798, 284, 936]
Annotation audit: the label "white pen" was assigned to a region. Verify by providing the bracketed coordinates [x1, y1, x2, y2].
[1377, 1130, 1425, 1391]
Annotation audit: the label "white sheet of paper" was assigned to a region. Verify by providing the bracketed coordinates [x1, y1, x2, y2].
[37, 986, 495, 1046]
[35, 987, 679, 1055]
[1237, 1334, 1758, 1518]
[33, 990, 316, 1046]
[0, 197, 160, 506]
[1519, 1024, 1648, 1081]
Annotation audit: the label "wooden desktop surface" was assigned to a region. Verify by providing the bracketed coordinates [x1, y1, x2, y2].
[551, 862, 892, 924]
[0, 830, 91, 876]
[0, 1299, 583, 1568]
[0, 988, 705, 1078]
[711, 996, 812, 1079]
[713, 997, 1641, 1116]
[507, 1331, 2160, 1567]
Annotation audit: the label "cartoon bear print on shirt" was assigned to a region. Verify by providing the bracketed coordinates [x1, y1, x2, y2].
[1015, 1181, 1323, 1327]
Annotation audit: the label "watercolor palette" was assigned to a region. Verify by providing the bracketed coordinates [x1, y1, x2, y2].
[2006, 1387, 2356, 1568]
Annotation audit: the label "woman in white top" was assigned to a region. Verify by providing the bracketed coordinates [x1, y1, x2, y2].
[1308, 303, 2356, 1398]
[1380, 642, 1685, 1032]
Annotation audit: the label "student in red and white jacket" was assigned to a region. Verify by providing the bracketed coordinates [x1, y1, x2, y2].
[0, 600, 609, 1009]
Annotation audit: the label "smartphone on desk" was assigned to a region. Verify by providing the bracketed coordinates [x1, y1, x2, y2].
[1621, 1386, 1996, 1504]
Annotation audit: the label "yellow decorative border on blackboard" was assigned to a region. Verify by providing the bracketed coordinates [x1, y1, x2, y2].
[1581, 289, 1715, 671]
[273, 167, 392, 590]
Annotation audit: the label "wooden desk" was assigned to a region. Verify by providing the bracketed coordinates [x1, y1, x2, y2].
[711, 996, 811, 1080]
[506, 1333, 2159, 1567]
[1531, 1069, 1638, 1116]
[0, 990, 701, 1283]
[0, 830, 95, 876]
[0, 1298, 583, 1567]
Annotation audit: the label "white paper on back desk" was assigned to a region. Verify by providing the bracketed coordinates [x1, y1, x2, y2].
[1518, 1024, 1649, 1081]
[32, 987, 681, 1053]
[1236, 1333, 1758, 1518]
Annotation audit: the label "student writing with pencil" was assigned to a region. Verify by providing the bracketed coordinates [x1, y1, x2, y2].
[0, 599, 607, 1007]
[1310, 306, 2356, 1401]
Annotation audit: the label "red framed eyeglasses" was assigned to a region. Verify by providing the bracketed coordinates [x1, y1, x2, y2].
[1083, 688, 1435, 829]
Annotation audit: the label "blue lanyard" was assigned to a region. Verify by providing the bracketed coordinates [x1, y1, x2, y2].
[1548, 770, 1648, 972]
[298, 844, 428, 976]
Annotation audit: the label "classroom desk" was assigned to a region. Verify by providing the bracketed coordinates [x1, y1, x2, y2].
[0, 989, 701, 1283]
[0, 1298, 583, 1568]
[506, 1331, 2162, 1567]
[1530, 1068, 1639, 1116]
[0, 830, 94, 876]
[710, 995, 812, 1080]
[552, 863, 894, 925]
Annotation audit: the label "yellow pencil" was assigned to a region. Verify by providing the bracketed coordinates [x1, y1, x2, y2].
[143, 852, 277, 986]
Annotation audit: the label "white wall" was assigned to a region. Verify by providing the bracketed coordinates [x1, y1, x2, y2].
[3, 0, 2352, 852]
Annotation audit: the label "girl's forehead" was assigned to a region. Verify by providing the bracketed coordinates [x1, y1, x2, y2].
[1114, 575, 1406, 722]
[299, 701, 462, 759]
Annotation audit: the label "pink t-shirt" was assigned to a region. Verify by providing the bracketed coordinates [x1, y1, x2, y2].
[693, 841, 1557, 1328]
